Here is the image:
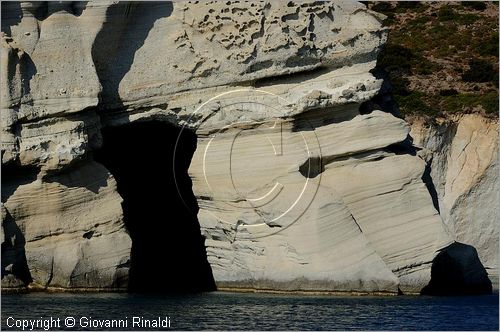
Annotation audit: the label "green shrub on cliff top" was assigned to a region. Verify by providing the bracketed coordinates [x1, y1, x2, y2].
[462, 1, 487, 11]
[442, 92, 499, 114]
[395, 91, 438, 116]
[462, 59, 497, 84]
[477, 32, 499, 57]
[372, 1, 498, 117]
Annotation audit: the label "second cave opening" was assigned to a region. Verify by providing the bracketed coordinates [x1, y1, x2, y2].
[94, 120, 215, 293]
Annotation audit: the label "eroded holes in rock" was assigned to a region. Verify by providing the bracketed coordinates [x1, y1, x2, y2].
[299, 156, 323, 178]
[94, 121, 215, 293]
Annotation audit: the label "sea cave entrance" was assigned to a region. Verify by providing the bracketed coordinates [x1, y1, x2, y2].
[94, 120, 215, 292]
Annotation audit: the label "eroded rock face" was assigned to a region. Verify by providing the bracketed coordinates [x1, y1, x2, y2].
[409, 114, 499, 284]
[2, 161, 130, 289]
[0, 1, 493, 294]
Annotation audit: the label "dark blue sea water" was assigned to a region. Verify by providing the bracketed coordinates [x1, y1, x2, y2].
[1, 292, 498, 331]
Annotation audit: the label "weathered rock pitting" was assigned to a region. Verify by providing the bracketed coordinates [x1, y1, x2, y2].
[0, 1, 494, 294]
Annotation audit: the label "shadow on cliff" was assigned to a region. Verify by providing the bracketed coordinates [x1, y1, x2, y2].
[1, 2, 38, 101]
[43, 159, 109, 195]
[91, 2, 173, 109]
[1, 1, 22, 36]
[421, 242, 492, 295]
[93, 121, 216, 293]
[1, 163, 39, 203]
[1, 209, 33, 287]
[1, 163, 38, 288]
[1, 2, 87, 27]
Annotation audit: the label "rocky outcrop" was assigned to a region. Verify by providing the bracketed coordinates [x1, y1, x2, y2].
[1, 160, 131, 290]
[1, 1, 493, 294]
[409, 114, 499, 284]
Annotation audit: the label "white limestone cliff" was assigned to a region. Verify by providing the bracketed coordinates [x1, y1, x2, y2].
[409, 114, 499, 284]
[0, 1, 494, 294]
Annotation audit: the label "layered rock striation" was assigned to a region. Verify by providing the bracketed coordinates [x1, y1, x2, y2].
[409, 114, 499, 285]
[0, 1, 494, 294]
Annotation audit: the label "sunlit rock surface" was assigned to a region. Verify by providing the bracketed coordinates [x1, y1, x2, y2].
[0, 1, 493, 294]
[2, 161, 130, 289]
[409, 114, 499, 286]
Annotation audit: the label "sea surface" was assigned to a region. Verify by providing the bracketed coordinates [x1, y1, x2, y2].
[1, 292, 498, 331]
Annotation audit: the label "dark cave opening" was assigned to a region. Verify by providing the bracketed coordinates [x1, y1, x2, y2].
[94, 121, 216, 293]
[421, 242, 492, 295]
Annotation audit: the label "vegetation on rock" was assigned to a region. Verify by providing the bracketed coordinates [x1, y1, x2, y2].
[367, 1, 499, 117]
